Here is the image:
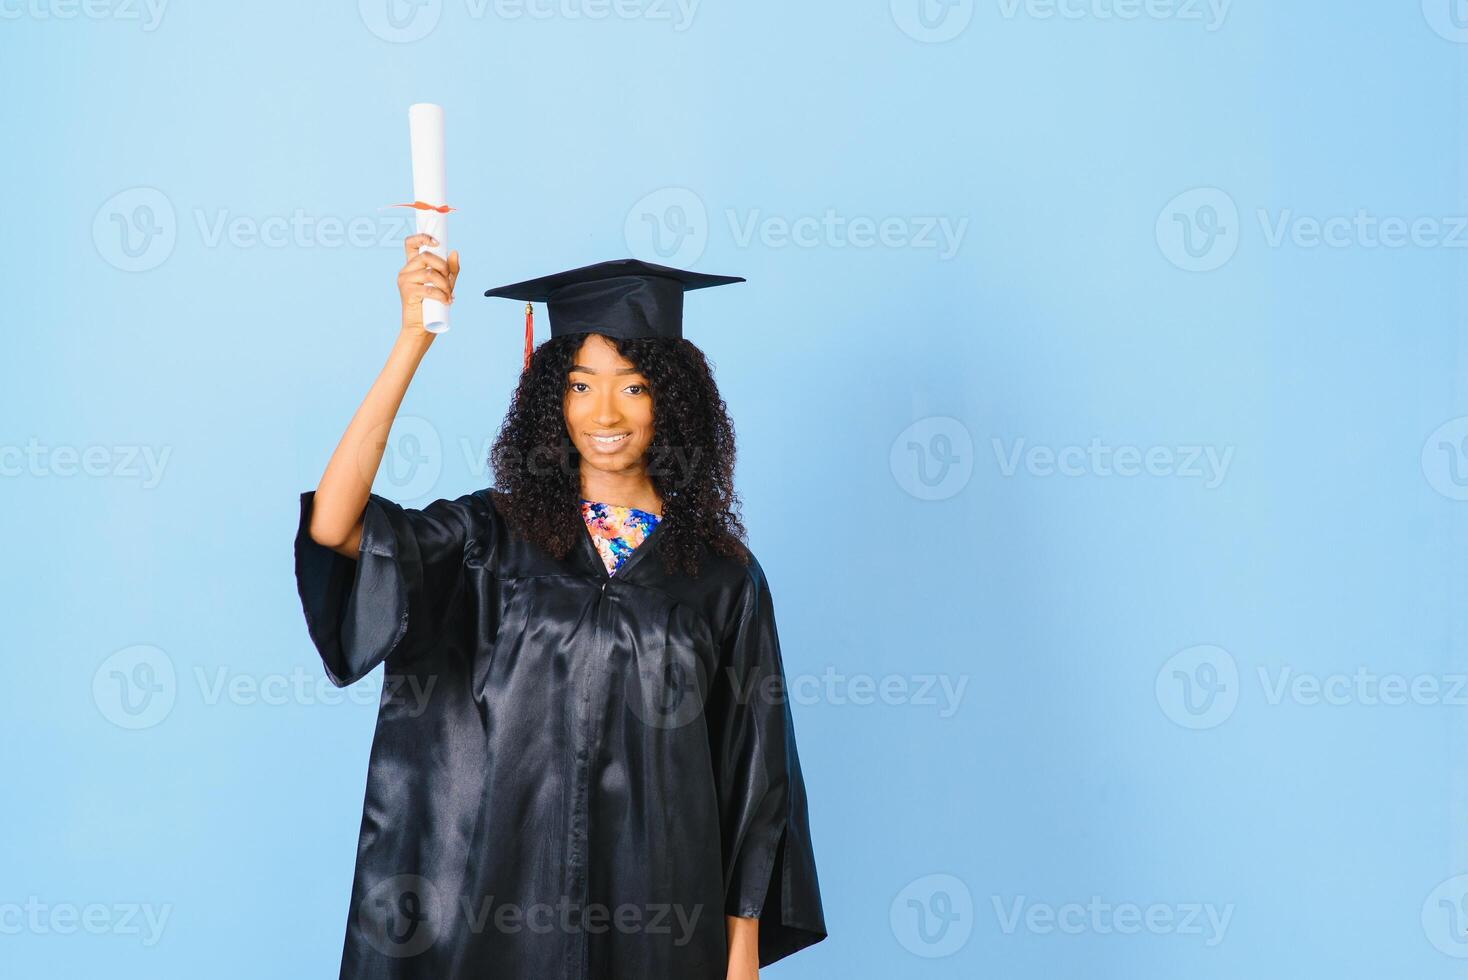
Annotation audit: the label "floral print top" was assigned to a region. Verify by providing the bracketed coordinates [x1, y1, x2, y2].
[579, 499, 662, 576]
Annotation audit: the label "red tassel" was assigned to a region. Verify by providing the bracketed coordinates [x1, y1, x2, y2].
[523, 302, 534, 372]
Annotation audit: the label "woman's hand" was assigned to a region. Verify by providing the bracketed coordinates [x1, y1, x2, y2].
[397, 232, 459, 339]
[725, 915, 759, 980]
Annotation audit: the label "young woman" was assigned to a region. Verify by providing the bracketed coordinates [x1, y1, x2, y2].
[294, 234, 827, 979]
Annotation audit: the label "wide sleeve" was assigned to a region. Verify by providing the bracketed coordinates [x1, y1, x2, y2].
[292, 489, 483, 688]
[708, 557, 828, 967]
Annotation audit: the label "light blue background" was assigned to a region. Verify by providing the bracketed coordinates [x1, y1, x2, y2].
[5, 0, 1468, 976]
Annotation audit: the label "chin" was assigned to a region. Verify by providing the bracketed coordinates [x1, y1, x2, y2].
[579, 450, 641, 474]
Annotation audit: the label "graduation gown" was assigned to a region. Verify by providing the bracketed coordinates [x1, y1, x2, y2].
[292, 488, 827, 979]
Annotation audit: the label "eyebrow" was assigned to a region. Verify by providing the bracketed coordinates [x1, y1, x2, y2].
[569, 364, 642, 376]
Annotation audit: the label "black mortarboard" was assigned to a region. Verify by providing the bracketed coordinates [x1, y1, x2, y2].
[483, 258, 745, 369]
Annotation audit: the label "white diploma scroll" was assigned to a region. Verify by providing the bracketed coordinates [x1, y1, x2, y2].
[408, 103, 450, 334]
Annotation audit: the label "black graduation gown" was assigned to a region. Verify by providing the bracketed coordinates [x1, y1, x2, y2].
[292, 488, 827, 979]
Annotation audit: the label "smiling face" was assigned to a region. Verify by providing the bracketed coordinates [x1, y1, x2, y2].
[563, 334, 656, 479]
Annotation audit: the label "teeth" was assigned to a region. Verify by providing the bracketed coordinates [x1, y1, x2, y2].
[591, 433, 629, 444]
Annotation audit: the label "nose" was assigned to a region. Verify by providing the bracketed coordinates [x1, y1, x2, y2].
[592, 387, 621, 427]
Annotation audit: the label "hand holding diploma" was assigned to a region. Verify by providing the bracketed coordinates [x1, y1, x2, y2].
[397, 232, 458, 340]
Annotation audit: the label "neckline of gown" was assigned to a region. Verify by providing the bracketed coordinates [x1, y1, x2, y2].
[579, 497, 663, 520]
[577, 502, 668, 580]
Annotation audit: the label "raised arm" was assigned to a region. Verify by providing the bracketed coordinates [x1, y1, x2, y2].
[308, 233, 460, 557]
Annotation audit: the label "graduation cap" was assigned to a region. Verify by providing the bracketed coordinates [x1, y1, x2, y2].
[483, 258, 745, 370]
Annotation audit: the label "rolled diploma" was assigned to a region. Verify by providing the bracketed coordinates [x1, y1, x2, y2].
[408, 103, 449, 334]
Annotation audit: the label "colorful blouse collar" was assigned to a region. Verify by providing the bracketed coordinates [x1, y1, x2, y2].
[579, 499, 662, 576]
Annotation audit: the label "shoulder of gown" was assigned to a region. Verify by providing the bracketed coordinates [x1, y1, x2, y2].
[293, 487, 498, 687]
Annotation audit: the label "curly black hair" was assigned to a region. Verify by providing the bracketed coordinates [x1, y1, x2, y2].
[487, 332, 749, 577]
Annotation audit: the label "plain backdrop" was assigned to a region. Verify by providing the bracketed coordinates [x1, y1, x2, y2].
[4, 1, 1468, 977]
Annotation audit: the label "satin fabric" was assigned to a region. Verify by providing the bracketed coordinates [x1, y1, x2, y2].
[293, 489, 826, 979]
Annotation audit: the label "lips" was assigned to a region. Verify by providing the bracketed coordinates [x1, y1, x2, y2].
[586, 432, 631, 453]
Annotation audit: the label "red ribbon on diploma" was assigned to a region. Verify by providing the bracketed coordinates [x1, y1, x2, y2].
[388, 200, 456, 213]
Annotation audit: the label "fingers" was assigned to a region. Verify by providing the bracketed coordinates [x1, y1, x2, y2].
[400, 268, 454, 300]
[406, 284, 453, 305]
[402, 232, 439, 261]
[399, 238, 458, 316]
[404, 249, 450, 276]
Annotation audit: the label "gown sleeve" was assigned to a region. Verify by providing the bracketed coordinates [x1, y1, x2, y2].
[292, 489, 482, 688]
[710, 556, 828, 967]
